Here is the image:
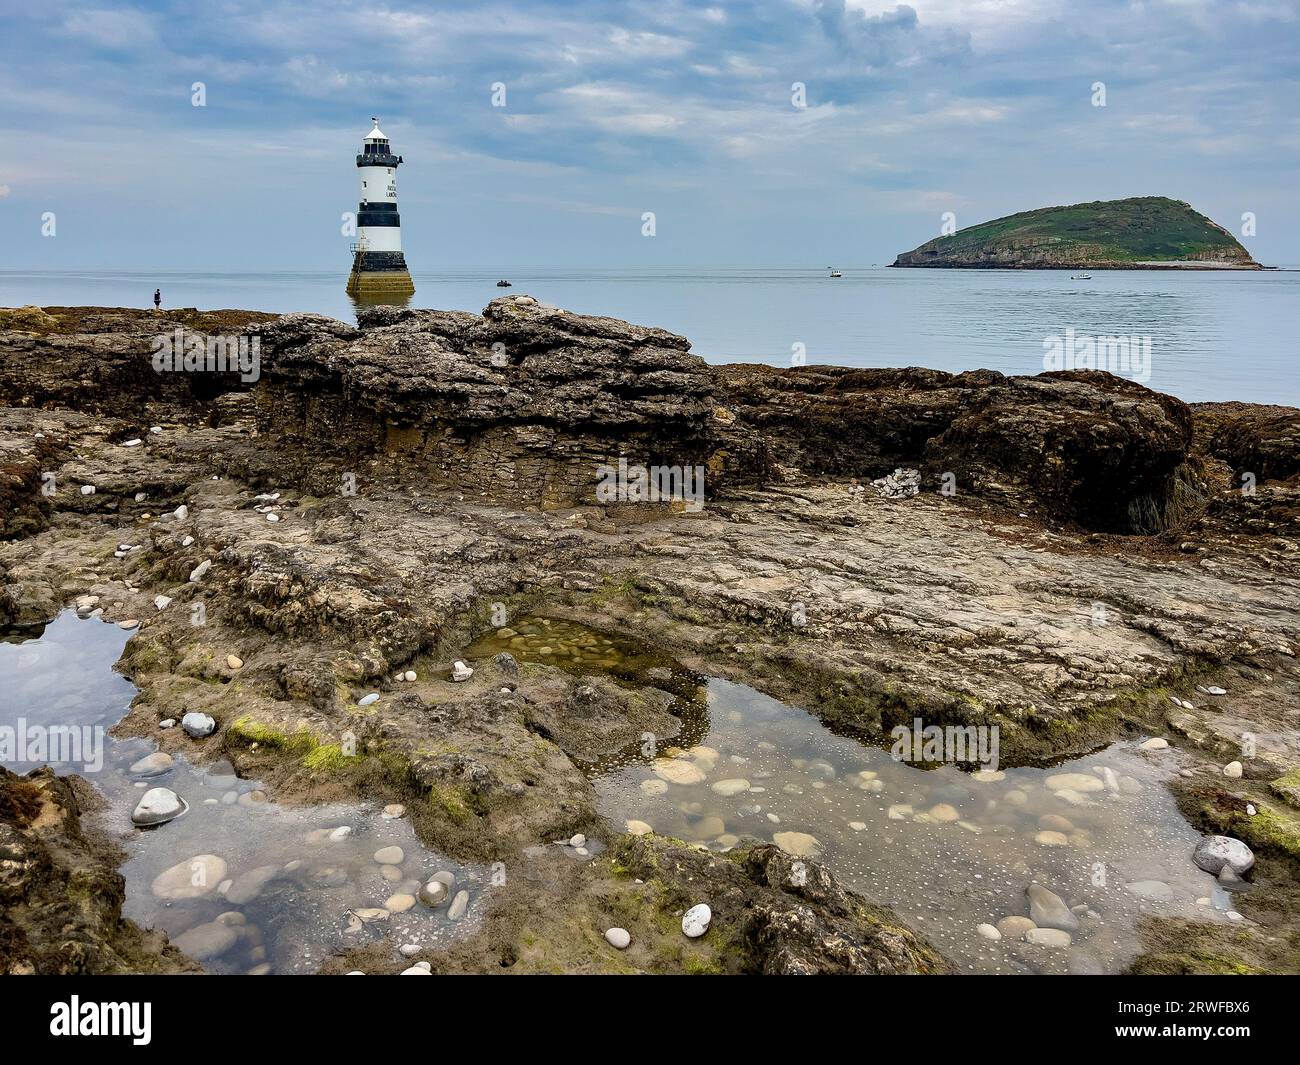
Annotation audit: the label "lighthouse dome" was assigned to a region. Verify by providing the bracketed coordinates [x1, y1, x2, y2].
[364, 119, 388, 142]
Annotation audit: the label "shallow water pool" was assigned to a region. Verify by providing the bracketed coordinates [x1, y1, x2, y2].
[1, 612, 485, 974]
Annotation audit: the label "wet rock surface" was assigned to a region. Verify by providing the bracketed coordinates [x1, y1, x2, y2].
[0, 765, 196, 974]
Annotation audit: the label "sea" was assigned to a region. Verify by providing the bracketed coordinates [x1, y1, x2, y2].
[2, 266, 1296, 406]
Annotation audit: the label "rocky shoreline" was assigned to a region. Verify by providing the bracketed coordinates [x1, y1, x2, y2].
[2, 299, 1298, 974]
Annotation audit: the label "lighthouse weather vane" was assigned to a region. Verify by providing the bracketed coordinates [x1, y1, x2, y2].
[346, 117, 415, 301]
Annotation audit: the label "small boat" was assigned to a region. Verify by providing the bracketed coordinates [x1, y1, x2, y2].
[496, 279, 512, 287]
[828, 268, 843, 278]
[1070, 273, 1092, 280]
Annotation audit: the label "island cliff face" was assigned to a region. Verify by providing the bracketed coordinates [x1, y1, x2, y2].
[892, 197, 1260, 269]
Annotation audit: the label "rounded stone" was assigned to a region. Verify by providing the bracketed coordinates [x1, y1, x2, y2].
[1139, 737, 1169, 751]
[129, 752, 174, 777]
[996, 916, 1036, 940]
[447, 889, 470, 920]
[373, 846, 404, 865]
[682, 903, 711, 938]
[625, 820, 653, 836]
[1192, 835, 1255, 876]
[131, 787, 186, 826]
[1034, 831, 1069, 846]
[151, 854, 228, 899]
[382, 803, 405, 818]
[225, 865, 280, 905]
[181, 712, 216, 738]
[1044, 773, 1104, 793]
[385, 893, 417, 913]
[417, 880, 449, 907]
[652, 759, 706, 785]
[928, 804, 960, 823]
[604, 927, 631, 949]
[711, 778, 750, 796]
[976, 923, 1002, 941]
[172, 921, 239, 961]
[772, 830, 821, 858]
[1025, 927, 1072, 948]
[226, 655, 243, 670]
[1125, 880, 1174, 902]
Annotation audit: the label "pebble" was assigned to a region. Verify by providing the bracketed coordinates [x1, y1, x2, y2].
[188, 559, 211, 582]
[400, 965, 431, 975]
[1026, 884, 1078, 932]
[80, 485, 95, 496]
[225, 865, 280, 905]
[652, 759, 706, 785]
[711, 778, 750, 796]
[129, 751, 174, 776]
[399, 943, 421, 957]
[928, 803, 960, 823]
[385, 893, 417, 913]
[976, 923, 1001, 941]
[328, 826, 353, 841]
[1025, 927, 1072, 948]
[772, 831, 821, 857]
[154, 595, 172, 610]
[403, 670, 417, 682]
[447, 890, 470, 920]
[626, 820, 653, 836]
[172, 921, 238, 961]
[450, 660, 474, 682]
[151, 854, 228, 899]
[357, 693, 380, 706]
[1125, 880, 1174, 902]
[131, 787, 186, 826]
[418, 880, 449, 907]
[1139, 737, 1169, 751]
[1192, 835, 1255, 876]
[181, 712, 216, 738]
[118, 619, 139, 630]
[996, 916, 1036, 940]
[373, 846, 404, 865]
[569, 834, 586, 848]
[1223, 761, 1242, 778]
[181, 535, 195, 547]
[682, 903, 711, 938]
[1034, 831, 1069, 846]
[604, 927, 631, 949]
[159, 718, 176, 729]
[226, 654, 243, 670]
[382, 803, 405, 819]
[1044, 773, 1104, 793]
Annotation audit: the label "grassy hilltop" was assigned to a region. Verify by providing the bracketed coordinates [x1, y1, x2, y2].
[892, 196, 1260, 269]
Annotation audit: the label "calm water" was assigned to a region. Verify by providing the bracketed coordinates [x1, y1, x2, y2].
[2, 267, 1297, 405]
[469, 616, 1244, 975]
[1, 613, 485, 974]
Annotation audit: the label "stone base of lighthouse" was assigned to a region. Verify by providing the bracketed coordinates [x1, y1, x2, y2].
[347, 251, 414, 301]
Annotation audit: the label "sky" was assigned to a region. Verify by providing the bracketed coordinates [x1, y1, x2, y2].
[0, 0, 1297, 269]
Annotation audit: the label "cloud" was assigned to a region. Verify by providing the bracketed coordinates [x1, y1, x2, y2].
[1, 0, 1296, 267]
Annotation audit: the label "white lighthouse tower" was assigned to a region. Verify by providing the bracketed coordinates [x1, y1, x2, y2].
[346, 118, 415, 300]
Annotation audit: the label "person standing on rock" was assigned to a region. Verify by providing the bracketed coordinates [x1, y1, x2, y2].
[153, 288, 161, 311]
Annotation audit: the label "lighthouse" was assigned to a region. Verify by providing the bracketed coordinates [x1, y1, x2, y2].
[346, 118, 415, 300]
